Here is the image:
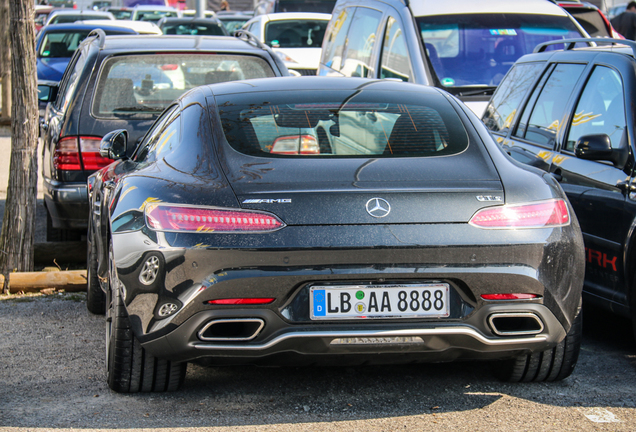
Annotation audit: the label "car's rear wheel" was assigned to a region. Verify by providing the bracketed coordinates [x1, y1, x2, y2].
[106, 240, 186, 393]
[495, 308, 582, 382]
[86, 225, 105, 315]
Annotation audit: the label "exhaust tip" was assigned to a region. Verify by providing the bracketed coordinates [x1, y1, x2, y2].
[198, 318, 265, 342]
[488, 312, 544, 336]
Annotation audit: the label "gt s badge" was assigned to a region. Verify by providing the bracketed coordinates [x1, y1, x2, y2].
[243, 199, 292, 204]
[476, 195, 502, 202]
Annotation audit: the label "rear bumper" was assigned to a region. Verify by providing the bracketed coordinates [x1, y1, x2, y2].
[43, 178, 88, 230]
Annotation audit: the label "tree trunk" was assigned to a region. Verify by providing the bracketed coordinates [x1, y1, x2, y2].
[0, 0, 11, 119]
[0, 0, 38, 292]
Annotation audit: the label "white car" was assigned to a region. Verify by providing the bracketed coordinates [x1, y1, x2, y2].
[242, 12, 331, 76]
[45, 9, 115, 25]
[77, 19, 163, 35]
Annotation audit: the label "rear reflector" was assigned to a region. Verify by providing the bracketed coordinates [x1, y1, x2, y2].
[481, 294, 540, 300]
[207, 298, 275, 305]
[271, 135, 320, 155]
[145, 204, 285, 233]
[469, 199, 569, 229]
[54, 136, 113, 171]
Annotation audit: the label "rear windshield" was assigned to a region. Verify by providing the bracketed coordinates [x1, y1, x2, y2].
[567, 9, 609, 38]
[92, 54, 276, 118]
[217, 90, 468, 158]
[417, 14, 583, 88]
[265, 19, 329, 48]
[161, 22, 226, 35]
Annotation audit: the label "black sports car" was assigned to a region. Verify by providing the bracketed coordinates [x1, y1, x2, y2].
[88, 77, 585, 393]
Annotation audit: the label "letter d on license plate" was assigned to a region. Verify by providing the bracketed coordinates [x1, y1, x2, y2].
[310, 284, 449, 320]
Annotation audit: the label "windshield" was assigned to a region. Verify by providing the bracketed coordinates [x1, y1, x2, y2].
[265, 19, 329, 48]
[161, 22, 226, 35]
[220, 18, 249, 34]
[109, 9, 132, 19]
[417, 14, 584, 88]
[39, 31, 91, 58]
[92, 54, 276, 118]
[218, 90, 468, 158]
[134, 10, 178, 22]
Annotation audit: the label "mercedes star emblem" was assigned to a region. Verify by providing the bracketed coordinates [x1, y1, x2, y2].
[366, 198, 391, 218]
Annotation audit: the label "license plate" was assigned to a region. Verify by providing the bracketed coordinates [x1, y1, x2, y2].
[310, 284, 450, 320]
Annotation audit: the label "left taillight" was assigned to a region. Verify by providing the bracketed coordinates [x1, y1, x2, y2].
[469, 199, 570, 229]
[145, 204, 285, 233]
[53, 136, 113, 171]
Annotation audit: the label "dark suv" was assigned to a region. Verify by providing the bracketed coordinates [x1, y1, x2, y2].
[482, 38, 636, 334]
[39, 30, 288, 241]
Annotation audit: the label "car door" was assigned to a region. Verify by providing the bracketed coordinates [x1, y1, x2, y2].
[552, 64, 633, 309]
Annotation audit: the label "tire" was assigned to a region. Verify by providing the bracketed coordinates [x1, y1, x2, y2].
[106, 240, 186, 393]
[495, 308, 582, 383]
[86, 226, 106, 315]
[46, 211, 82, 242]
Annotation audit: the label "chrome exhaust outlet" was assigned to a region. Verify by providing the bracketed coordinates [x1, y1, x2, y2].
[198, 318, 265, 342]
[488, 312, 544, 336]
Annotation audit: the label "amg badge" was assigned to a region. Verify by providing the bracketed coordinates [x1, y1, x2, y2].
[242, 198, 292, 204]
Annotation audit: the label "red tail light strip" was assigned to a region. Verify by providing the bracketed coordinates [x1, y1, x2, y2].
[469, 199, 570, 229]
[145, 204, 285, 233]
[481, 294, 540, 300]
[207, 298, 275, 305]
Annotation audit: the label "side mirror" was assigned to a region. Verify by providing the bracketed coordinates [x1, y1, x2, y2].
[100, 129, 128, 160]
[574, 133, 628, 168]
[38, 81, 59, 103]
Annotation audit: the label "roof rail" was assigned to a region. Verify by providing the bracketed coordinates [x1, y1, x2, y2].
[233, 29, 268, 50]
[534, 38, 636, 57]
[87, 28, 107, 49]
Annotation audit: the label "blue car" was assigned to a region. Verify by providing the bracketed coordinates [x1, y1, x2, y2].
[36, 23, 138, 83]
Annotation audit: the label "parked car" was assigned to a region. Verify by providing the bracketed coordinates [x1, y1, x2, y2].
[215, 11, 252, 34]
[104, 7, 134, 19]
[157, 17, 227, 35]
[78, 19, 163, 34]
[554, 1, 623, 38]
[242, 12, 330, 75]
[38, 31, 288, 245]
[36, 23, 138, 83]
[254, 0, 336, 15]
[319, 0, 589, 115]
[88, 76, 585, 392]
[45, 9, 115, 25]
[130, 5, 180, 22]
[35, 5, 57, 33]
[482, 37, 636, 336]
[180, 9, 216, 18]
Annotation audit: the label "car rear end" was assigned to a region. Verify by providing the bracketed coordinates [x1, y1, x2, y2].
[112, 78, 584, 366]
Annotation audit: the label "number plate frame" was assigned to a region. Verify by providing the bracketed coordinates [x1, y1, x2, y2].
[309, 283, 450, 320]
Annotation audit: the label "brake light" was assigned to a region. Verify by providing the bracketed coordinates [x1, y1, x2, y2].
[161, 64, 178, 71]
[481, 294, 540, 300]
[270, 135, 320, 155]
[469, 199, 570, 229]
[54, 136, 113, 171]
[207, 298, 275, 305]
[145, 204, 285, 233]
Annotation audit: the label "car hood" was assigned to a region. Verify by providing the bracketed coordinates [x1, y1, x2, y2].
[220, 152, 504, 226]
[37, 57, 71, 81]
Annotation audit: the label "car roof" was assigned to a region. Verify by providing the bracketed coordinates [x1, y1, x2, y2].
[409, 0, 571, 17]
[78, 19, 162, 34]
[97, 34, 274, 53]
[201, 76, 444, 98]
[38, 22, 137, 33]
[48, 9, 113, 16]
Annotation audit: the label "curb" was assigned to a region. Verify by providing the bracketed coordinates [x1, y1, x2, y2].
[0, 269, 87, 294]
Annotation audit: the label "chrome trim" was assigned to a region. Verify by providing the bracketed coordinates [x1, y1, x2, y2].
[488, 312, 545, 336]
[192, 326, 548, 350]
[197, 318, 265, 342]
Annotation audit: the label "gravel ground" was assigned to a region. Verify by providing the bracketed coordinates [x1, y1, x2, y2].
[1, 292, 636, 431]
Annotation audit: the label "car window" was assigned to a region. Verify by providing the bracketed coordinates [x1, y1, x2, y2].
[265, 19, 328, 48]
[161, 22, 226, 35]
[321, 7, 354, 72]
[482, 62, 544, 135]
[513, 63, 586, 147]
[247, 20, 261, 38]
[417, 14, 584, 87]
[135, 105, 179, 162]
[39, 31, 91, 58]
[565, 66, 625, 152]
[92, 53, 276, 118]
[340, 7, 382, 78]
[56, 46, 88, 112]
[218, 90, 468, 158]
[379, 16, 411, 82]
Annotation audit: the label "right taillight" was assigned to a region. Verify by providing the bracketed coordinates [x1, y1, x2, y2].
[145, 204, 285, 233]
[469, 199, 570, 229]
